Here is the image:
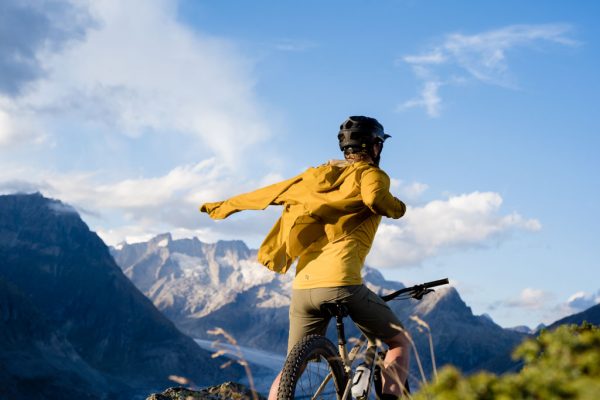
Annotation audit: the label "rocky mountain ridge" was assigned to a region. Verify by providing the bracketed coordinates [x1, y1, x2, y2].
[0, 194, 240, 399]
[548, 303, 600, 330]
[113, 233, 290, 319]
[112, 233, 528, 382]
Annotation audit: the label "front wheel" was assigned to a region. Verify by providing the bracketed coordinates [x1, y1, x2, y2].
[277, 335, 348, 400]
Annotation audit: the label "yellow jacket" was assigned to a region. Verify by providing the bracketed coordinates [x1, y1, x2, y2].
[200, 160, 405, 284]
[200, 160, 406, 287]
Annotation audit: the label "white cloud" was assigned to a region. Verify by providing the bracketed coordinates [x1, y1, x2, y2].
[89, 160, 231, 209]
[272, 39, 317, 52]
[0, 0, 280, 245]
[506, 288, 552, 310]
[0, 0, 91, 96]
[0, 106, 17, 146]
[0, 158, 284, 246]
[96, 226, 163, 246]
[1, 0, 270, 166]
[401, 182, 429, 200]
[442, 24, 576, 86]
[0, 98, 46, 147]
[368, 191, 541, 267]
[398, 81, 442, 117]
[488, 288, 600, 326]
[549, 290, 600, 320]
[566, 291, 600, 311]
[399, 24, 577, 117]
[390, 179, 429, 202]
[487, 288, 552, 315]
[403, 51, 446, 65]
[2, 164, 540, 257]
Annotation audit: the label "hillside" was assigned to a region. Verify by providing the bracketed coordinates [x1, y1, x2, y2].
[0, 194, 241, 399]
[0, 277, 113, 399]
[548, 303, 600, 330]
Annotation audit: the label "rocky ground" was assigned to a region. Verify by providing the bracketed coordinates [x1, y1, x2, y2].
[146, 382, 266, 400]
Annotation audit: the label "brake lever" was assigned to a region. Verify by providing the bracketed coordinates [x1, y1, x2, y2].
[413, 288, 435, 300]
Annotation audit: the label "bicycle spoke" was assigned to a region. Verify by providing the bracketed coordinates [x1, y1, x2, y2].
[311, 372, 333, 399]
[294, 357, 339, 399]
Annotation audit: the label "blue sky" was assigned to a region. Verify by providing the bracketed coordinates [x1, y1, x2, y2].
[1, 0, 598, 328]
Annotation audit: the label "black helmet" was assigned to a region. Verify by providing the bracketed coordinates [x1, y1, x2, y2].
[338, 116, 391, 152]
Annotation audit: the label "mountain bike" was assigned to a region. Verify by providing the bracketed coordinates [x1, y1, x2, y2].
[276, 278, 449, 400]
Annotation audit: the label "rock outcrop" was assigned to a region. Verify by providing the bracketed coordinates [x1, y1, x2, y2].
[146, 382, 266, 400]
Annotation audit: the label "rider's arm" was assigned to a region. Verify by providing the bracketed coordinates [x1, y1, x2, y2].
[360, 168, 406, 219]
[200, 174, 302, 219]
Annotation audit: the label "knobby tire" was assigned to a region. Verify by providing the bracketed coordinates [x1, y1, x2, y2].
[277, 335, 347, 400]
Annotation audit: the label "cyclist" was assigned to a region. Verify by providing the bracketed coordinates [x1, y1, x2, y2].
[201, 116, 409, 399]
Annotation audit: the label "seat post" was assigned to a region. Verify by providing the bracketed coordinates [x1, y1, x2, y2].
[335, 314, 346, 348]
[334, 303, 350, 370]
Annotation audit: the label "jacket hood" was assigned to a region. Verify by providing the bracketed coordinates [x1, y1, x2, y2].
[303, 159, 372, 193]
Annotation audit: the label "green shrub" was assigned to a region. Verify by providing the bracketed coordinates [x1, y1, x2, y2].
[414, 323, 600, 400]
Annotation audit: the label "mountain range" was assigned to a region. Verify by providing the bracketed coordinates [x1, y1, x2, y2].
[2, 193, 597, 398]
[111, 232, 530, 384]
[0, 194, 241, 399]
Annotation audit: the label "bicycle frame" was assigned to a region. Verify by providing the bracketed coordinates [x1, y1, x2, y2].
[309, 278, 449, 400]
[312, 304, 377, 400]
[338, 324, 377, 400]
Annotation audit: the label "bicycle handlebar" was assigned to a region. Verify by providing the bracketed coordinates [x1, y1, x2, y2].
[380, 278, 449, 302]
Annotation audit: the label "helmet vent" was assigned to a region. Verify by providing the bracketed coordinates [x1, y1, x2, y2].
[337, 115, 389, 152]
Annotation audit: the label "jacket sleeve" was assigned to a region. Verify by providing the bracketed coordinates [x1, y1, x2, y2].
[361, 168, 406, 219]
[200, 174, 302, 220]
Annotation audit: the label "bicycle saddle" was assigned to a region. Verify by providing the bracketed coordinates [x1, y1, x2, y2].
[320, 302, 350, 318]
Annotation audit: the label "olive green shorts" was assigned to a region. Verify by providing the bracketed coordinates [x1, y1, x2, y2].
[288, 285, 404, 354]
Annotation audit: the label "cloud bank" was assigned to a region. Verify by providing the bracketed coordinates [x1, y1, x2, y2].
[399, 24, 578, 117]
[488, 287, 600, 327]
[0, 0, 270, 164]
[0, 1, 544, 269]
[0, 0, 91, 96]
[565, 290, 600, 312]
[368, 191, 541, 268]
[506, 288, 553, 310]
[0, 159, 281, 246]
[1, 160, 541, 269]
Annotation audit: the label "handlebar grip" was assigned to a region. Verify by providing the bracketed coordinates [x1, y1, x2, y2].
[423, 278, 449, 288]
